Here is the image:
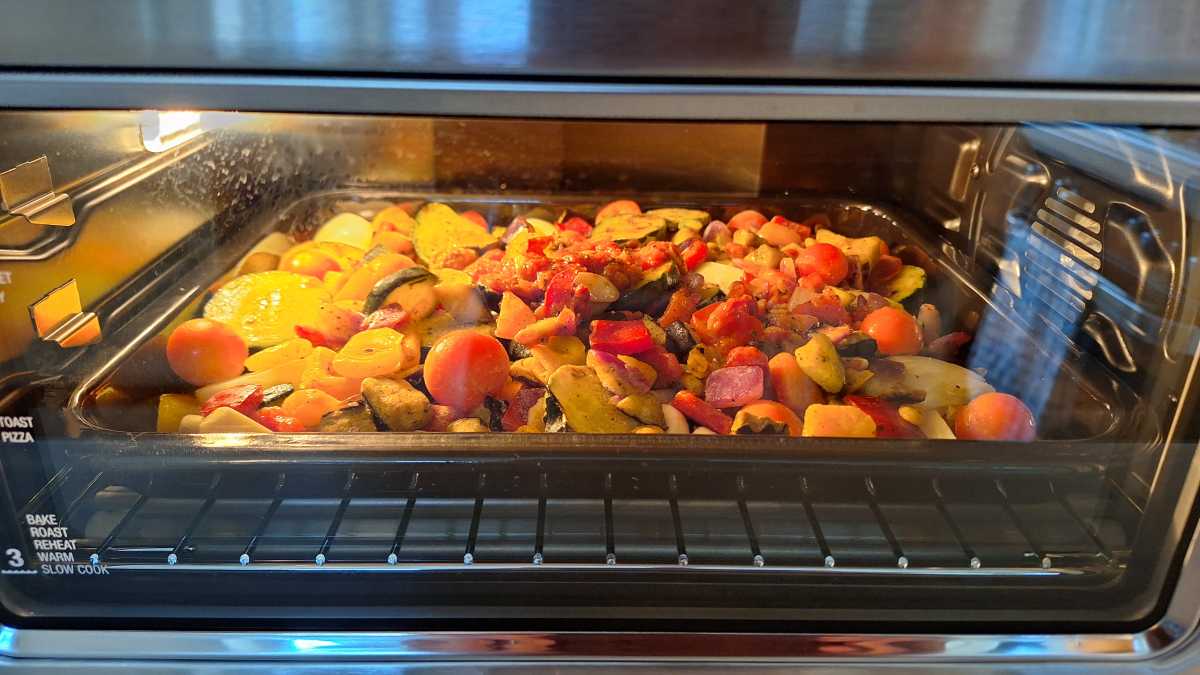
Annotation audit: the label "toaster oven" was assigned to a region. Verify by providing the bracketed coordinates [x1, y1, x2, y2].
[1, 1, 1200, 671]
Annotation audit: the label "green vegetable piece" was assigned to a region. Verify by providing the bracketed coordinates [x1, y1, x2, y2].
[545, 365, 640, 433]
[590, 214, 668, 242]
[883, 265, 927, 302]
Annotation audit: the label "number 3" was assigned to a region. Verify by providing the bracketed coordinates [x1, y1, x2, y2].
[6, 548, 23, 567]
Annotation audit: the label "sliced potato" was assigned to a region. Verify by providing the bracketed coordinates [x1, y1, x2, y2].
[794, 333, 846, 394]
[870, 355, 994, 410]
[695, 261, 745, 294]
[414, 203, 498, 267]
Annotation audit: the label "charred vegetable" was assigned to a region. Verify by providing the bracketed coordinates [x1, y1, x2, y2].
[544, 365, 640, 433]
[664, 321, 696, 357]
[259, 383, 295, 408]
[363, 266, 437, 316]
[611, 261, 680, 313]
[361, 377, 432, 431]
[319, 402, 380, 432]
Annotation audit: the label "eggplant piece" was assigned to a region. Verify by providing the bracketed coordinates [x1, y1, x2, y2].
[543, 391, 570, 433]
[363, 267, 437, 315]
[319, 403, 379, 432]
[645, 208, 710, 231]
[590, 214, 667, 242]
[405, 371, 432, 398]
[483, 396, 507, 432]
[504, 338, 533, 360]
[544, 365, 640, 433]
[478, 285, 504, 313]
[664, 321, 696, 357]
[260, 383, 295, 408]
[611, 261, 680, 313]
[361, 377, 432, 431]
[837, 333, 878, 358]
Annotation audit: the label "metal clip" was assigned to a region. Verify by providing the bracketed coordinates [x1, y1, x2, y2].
[29, 279, 101, 348]
[1, 156, 75, 228]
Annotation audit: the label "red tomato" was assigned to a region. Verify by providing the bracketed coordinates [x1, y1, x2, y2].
[794, 243, 849, 286]
[859, 307, 922, 356]
[728, 210, 768, 232]
[595, 200, 641, 221]
[424, 331, 510, 412]
[955, 392, 1037, 441]
[706, 297, 762, 345]
[200, 384, 264, 417]
[461, 210, 488, 229]
[559, 216, 593, 236]
[166, 319, 249, 386]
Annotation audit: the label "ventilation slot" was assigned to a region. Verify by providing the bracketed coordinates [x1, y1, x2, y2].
[1018, 186, 1103, 336]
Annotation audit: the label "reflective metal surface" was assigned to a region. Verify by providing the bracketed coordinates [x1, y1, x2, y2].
[6, 73, 1200, 123]
[1, 1, 1200, 86]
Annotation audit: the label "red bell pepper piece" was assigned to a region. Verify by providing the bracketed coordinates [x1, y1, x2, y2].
[634, 344, 684, 387]
[589, 320, 655, 355]
[501, 386, 547, 431]
[658, 286, 701, 328]
[680, 239, 709, 272]
[671, 390, 733, 435]
[200, 384, 264, 417]
[844, 395, 923, 439]
[558, 216, 593, 237]
[254, 406, 306, 432]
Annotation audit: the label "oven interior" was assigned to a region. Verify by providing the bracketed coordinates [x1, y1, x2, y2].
[0, 112, 1196, 630]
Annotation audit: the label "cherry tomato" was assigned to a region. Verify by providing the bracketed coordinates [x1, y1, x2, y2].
[705, 296, 763, 345]
[461, 210, 489, 229]
[794, 243, 849, 286]
[595, 200, 641, 222]
[424, 331, 510, 412]
[727, 210, 768, 232]
[281, 249, 342, 280]
[166, 319, 249, 386]
[859, 307, 922, 356]
[955, 392, 1037, 441]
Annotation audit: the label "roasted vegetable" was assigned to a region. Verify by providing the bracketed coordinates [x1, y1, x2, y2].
[671, 390, 733, 435]
[245, 338, 314, 373]
[447, 418, 489, 433]
[157, 393, 201, 433]
[694, 261, 745, 295]
[860, 355, 994, 409]
[645, 208, 709, 231]
[413, 203, 499, 267]
[434, 281, 490, 324]
[815, 229, 885, 269]
[767, 352, 824, 417]
[544, 365, 640, 433]
[260, 383, 295, 408]
[362, 377, 432, 431]
[531, 336, 586, 373]
[732, 400, 803, 436]
[314, 213, 374, 251]
[195, 357, 307, 402]
[882, 265, 927, 302]
[616, 393, 667, 427]
[611, 261, 680, 313]
[197, 406, 271, 433]
[801, 404, 876, 437]
[704, 366, 764, 409]
[363, 266, 437, 316]
[663, 321, 697, 358]
[204, 271, 331, 348]
[794, 333, 846, 394]
[587, 350, 655, 397]
[590, 213, 667, 242]
[318, 402, 379, 432]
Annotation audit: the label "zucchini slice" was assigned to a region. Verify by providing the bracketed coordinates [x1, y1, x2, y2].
[590, 214, 668, 242]
[611, 261, 680, 312]
[363, 266, 437, 315]
[645, 208, 710, 231]
[318, 402, 379, 432]
[544, 365, 640, 433]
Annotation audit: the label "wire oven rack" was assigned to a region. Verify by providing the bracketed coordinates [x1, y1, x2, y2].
[17, 462, 1141, 578]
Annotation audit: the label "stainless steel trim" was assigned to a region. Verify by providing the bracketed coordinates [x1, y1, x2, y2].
[2, 0, 1199, 87]
[3, 73, 1200, 124]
